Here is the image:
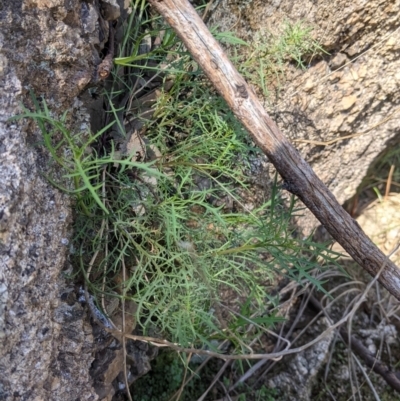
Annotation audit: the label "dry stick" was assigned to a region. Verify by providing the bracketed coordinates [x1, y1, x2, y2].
[121, 309, 355, 360]
[385, 164, 395, 201]
[314, 244, 400, 394]
[201, 0, 216, 22]
[308, 294, 400, 393]
[174, 352, 192, 401]
[169, 340, 231, 401]
[353, 355, 381, 400]
[87, 281, 381, 363]
[197, 359, 231, 401]
[217, 381, 234, 401]
[196, 334, 268, 400]
[121, 257, 133, 401]
[229, 289, 313, 392]
[147, 0, 400, 300]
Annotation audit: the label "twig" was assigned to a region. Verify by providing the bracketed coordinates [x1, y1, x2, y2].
[92, 310, 360, 361]
[230, 288, 312, 391]
[315, 294, 400, 393]
[201, 0, 216, 22]
[197, 360, 231, 401]
[121, 257, 133, 401]
[169, 340, 231, 401]
[217, 380, 233, 401]
[220, 303, 291, 358]
[84, 167, 118, 330]
[147, 0, 400, 300]
[385, 164, 395, 200]
[100, 219, 109, 317]
[353, 354, 381, 401]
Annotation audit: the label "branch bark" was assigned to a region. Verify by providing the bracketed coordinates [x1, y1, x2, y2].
[147, 0, 400, 300]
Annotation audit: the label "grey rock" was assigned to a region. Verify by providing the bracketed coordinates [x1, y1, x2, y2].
[208, 0, 400, 235]
[100, 0, 121, 21]
[268, 318, 334, 400]
[330, 52, 349, 70]
[0, 0, 116, 400]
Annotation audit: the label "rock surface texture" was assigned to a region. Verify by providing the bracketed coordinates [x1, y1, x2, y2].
[268, 318, 334, 401]
[0, 1, 118, 400]
[209, 0, 400, 234]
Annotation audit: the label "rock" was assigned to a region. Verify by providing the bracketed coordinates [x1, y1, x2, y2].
[100, 0, 121, 21]
[92, 346, 124, 401]
[330, 52, 349, 70]
[333, 193, 400, 266]
[0, 0, 127, 400]
[208, 0, 400, 235]
[340, 94, 357, 111]
[268, 318, 334, 400]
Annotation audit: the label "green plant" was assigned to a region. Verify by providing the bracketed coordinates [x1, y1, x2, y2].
[133, 351, 186, 401]
[226, 382, 278, 401]
[13, 0, 337, 359]
[10, 4, 343, 400]
[232, 19, 328, 97]
[256, 385, 278, 401]
[277, 20, 327, 68]
[132, 349, 218, 401]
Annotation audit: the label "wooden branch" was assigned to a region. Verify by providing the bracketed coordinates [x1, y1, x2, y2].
[147, 0, 400, 300]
